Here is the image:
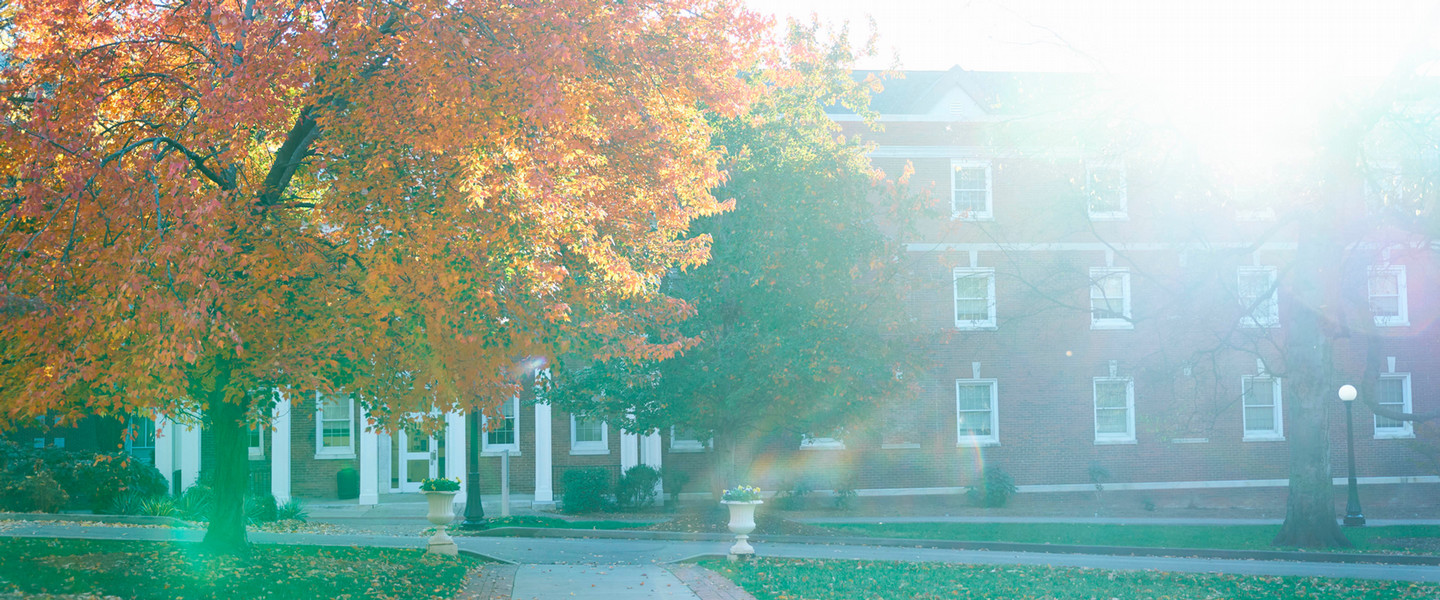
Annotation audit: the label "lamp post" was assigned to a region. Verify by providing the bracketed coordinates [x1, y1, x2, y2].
[1338, 384, 1365, 527]
[460, 408, 487, 530]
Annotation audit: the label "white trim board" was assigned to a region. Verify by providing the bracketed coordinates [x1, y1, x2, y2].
[906, 242, 1300, 253]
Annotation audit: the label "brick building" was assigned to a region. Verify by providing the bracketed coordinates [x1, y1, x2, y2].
[24, 66, 1437, 509]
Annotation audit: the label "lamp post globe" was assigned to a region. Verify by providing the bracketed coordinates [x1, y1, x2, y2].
[1339, 384, 1365, 527]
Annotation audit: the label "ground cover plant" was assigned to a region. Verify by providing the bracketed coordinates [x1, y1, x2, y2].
[705, 558, 1439, 600]
[813, 522, 1440, 554]
[0, 538, 476, 599]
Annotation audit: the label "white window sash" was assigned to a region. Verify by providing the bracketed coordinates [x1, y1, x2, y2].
[1375, 374, 1414, 439]
[955, 379, 999, 446]
[482, 397, 522, 454]
[1369, 266, 1409, 327]
[1085, 162, 1128, 220]
[1237, 267, 1280, 328]
[1089, 268, 1132, 329]
[1241, 377, 1285, 441]
[953, 267, 997, 329]
[569, 415, 609, 455]
[951, 159, 993, 221]
[314, 392, 356, 459]
[1093, 378, 1136, 444]
[670, 426, 711, 452]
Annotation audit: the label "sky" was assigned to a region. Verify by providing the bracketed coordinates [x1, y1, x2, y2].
[741, 0, 1440, 169]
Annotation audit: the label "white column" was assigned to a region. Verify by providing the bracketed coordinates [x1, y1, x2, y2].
[358, 406, 379, 505]
[179, 416, 201, 491]
[154, 414, 174, 494]
[445, 411, 466, 505]
[270, 390, 292, 504]
[620, 430, 639, 472]
[533, 402, 554, 508]
[642, 430, 663, 505]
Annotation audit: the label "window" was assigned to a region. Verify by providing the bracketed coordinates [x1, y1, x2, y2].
[953, 268, 996, 329]
[1241, 376, 1284, 441]
[1093, 378, 1135, 444]
[799, 433, 845, 450]
[955, 380, 998, 446]
[1085, 162, 1127, 220]
[483, 396, 520, 454]
[1375, 374, 1414, 439]
[1237, 267, 1280, 328]
[1369, 266, 1408, 327]
[315, 393, 355, 458]
[125, 415, 156, 466]
[247, 423, 265, 459]
[951, 160, 992, 220]
[670, 426, 710, 452]
[570, 415, 608, 455]
[1089, 268, 1132, 329]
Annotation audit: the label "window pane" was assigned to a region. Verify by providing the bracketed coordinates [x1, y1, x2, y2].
[1244, 380, 1274, 407]
[956, 190, 987, 213]
[958, 411, 992, 435]
[1370, 273, 1398, 296]
[956, 385, 991, 411]
[1096, 408, 1128, 434]
[1095, 382, 1127, 408]
[956, 298, 989, 321]
[322, 398, 348, 420]
[247, 425, 262, 448]
[956, 167, 986, 188]
[1245, 406, 1275, 431]
[575, 420, 603, 443]
[955, 276, 986, 299]
[1370, 296, 1400, 317]
[1379, 378, 1404, 404]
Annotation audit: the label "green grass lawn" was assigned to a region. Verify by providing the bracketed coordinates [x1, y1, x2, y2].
[0, 538, 478, 599]
[705, 558, 1440, 600]
[814, 522, 1440, 554]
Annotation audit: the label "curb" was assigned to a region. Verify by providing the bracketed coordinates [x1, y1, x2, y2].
[0, 512, 188, 527]
[461, 527, 1440, 566]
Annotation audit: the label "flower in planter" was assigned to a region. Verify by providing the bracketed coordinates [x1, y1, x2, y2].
[420, 477, 461, 492]
[722, 485, 762, 502]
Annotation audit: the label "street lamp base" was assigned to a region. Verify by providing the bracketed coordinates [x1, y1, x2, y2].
[1343, 514, 1366, 527]
[459, 518, 489, 531]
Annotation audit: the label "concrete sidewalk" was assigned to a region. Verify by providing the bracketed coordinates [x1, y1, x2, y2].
[4, 521, 1440, 583]
[793, 515, 1440, 526]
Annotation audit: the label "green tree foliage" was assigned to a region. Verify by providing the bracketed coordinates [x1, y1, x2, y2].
[549, 21, 935, 483]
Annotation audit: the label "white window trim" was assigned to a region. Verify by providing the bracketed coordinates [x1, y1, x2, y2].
[951, 159, 993, 221]
[482, 396, 522, 455]
[1375, 373, 1415, 439]
[569, 415, 609, 455]
[955, 378, 999, 447]
[670, 426, 711, 453]
[1369, 266, 1409, 327]
[953, 267, 997, 330]
[248, 423, 266, 460]
[1085, 161, 1128, 221]
[1238, 266, 1280, 329]
[314, 392, 356, 459]
[1241, 376, 1285, 442]
[1093, 377, 1136, 444]
[1089, 268, 1133, 330]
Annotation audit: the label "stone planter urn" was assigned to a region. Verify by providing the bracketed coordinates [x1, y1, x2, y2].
[423, 490, 458, 555]
[722, 500, 763, 557]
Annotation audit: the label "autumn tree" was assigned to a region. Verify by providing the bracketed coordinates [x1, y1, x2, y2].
[0, 0, 765, 549]
[548, 21, 934, 488]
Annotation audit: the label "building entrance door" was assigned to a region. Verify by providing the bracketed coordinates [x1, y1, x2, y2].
[398, 428, 437, 493]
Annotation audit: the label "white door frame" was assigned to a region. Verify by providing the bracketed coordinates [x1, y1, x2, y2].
[397, 428, 438, 493]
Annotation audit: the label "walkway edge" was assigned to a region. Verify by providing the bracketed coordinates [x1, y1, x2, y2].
[464, 527, 1440, 566]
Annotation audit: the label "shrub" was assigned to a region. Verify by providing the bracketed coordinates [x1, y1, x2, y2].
[660, 465, 690, 505]
[277, 499, 308, 522]
[0, 441, 166, 512]
[140, 496, 178, 517]
[561, 468, 610, 514]
[616, 465, 660, 510]
[776, 480, 812, 511]
[106, 491, 145, 515]
[966, 466, 1017, 508]
[832, 484, 858, 510]
[175, 484, 213, 521]
[76, 455, 168, 512]
[5, 470, 70, 513]
[246, 494, 279, 524]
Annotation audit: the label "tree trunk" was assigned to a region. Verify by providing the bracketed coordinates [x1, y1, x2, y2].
[1272, 216, 1351, 549]
[197, 360, 250, 552]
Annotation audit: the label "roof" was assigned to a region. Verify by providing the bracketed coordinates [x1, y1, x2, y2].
[835, 66, 1106, 117]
